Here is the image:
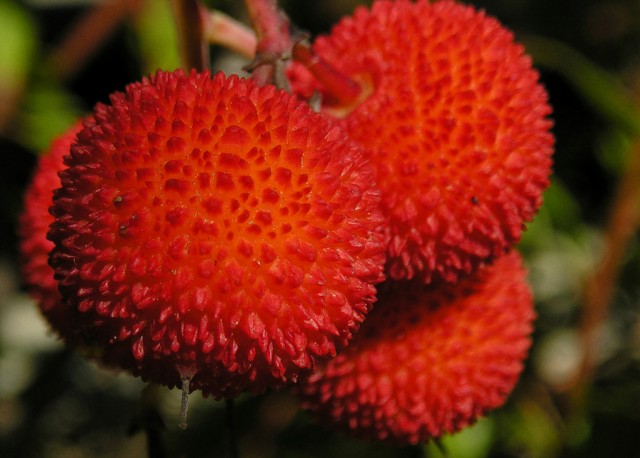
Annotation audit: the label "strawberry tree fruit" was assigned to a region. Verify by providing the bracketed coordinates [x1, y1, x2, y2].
[47, 69, 387, 399]
[289, 0, 554, 284]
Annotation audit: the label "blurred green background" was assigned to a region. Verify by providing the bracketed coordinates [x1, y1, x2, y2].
[1, 0, 640, 456]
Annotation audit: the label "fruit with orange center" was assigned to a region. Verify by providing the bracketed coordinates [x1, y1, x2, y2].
[289, 0, 554, 283]
[295, 251, 534, 444]
[48, 69, 386, 398]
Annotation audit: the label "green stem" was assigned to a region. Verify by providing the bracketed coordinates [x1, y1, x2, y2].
[170, 0, 210, 71]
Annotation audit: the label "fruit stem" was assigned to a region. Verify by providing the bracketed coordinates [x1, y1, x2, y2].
[243, 0, 293, 88]
[202, 9, 257, 59]
[170, 0, 210, 71]
[292, 39, 362, 107]
[179, 374, 192, 430]
[226, 398, 240, 458]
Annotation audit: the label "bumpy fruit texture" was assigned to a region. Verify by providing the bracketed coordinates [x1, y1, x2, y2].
[289, 0, 554, 283]
[296, 251, 534, 444]
[48, 70, 386, 398]
[19, 122, 84, 342]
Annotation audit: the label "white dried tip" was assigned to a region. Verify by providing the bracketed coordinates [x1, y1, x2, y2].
[179, 374, 192, 430]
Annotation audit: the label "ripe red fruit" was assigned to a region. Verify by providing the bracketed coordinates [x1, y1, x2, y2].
[295, 251, 534, 444]
[19, 122, 84, 342]
[48, 69, 386, 398]
[289, 0, 554, 283]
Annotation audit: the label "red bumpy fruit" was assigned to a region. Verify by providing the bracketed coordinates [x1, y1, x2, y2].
[289, 0, 554, 283]
[19, 122, 84, 342]
[296, 251, 534, 444]
[48, 69, 386, 398]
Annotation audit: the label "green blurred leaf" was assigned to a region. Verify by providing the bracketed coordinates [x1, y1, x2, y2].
[595, 128, 632, 174]
[539, 178, 582, 231]
[132, 0, 182, 74]
[496, 394, 563, 458]
[524, 35, 640, 135]
[424, 418, 494, 458]
[0, 0, 37, 87]
[15, 78, 85, 153]
[520, 178, 583, 255]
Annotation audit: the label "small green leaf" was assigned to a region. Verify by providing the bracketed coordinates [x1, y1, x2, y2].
[0, 0, 36, 88]
[15, 79, 85, 153]
[132, 0, 182, 74]
[424, 418, 494, 458]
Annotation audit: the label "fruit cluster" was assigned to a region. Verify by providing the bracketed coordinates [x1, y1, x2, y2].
[19, 0, 552, 446]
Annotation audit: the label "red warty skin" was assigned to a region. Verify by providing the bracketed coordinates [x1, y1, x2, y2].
[296, 251, 534, 444]
[19, 122, 84, 342]
[48, 70, 387, 398]
[289, 0, 554, 283]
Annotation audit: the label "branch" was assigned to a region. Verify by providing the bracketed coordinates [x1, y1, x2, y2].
[170, 0, 210, 71]
[203, 9, 257, 60]
[568, 136, 640, 401]
[243, 0, 293, 87]
[46, 0, 141, 81]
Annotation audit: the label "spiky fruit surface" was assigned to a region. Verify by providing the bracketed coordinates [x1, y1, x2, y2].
[19, 122, 84, 341]
[296, 251, 534, 444]
[48, 70, 386, 398]
[289, 0, 554, 283]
